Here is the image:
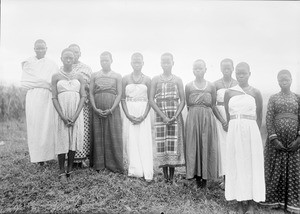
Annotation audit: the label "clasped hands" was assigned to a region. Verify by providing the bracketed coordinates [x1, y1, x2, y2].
[272, 137, 300, 152]
[162, 115, 177, 125]
[127, 115, 145, 125]
[62, 116, 76, 127]
[96, 108, 112, 118]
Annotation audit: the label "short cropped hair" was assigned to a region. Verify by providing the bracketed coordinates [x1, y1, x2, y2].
[193, 59, 206, 67]
[220, 58, 234, 67]
[277, 69, 292, 79]
[61, 48, 74, 57]
[100, 51, 113, 61]
[161, 52, 173, 61]
[236, 62, 250, 72]
[34, 39, 46, 46]
[131, 52, 143, 61]
[68, 44, 80, 50]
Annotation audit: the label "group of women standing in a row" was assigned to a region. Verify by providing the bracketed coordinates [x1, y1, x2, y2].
[21, 39, 299, 214]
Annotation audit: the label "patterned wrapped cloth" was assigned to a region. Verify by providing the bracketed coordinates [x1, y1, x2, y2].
[72, 62, 93, 163]
[264, 92, 300, 213]
[154, 75, 185, 168]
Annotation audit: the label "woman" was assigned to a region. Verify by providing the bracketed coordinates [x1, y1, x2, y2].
[213, 58, 238, 188]
[264, 70, 300, 213]
[21, 39, 58, 165]
[185, 59, 225, 188]
[149, 53, 185, 184]
[121, 53, 153, 181]
[68, 44, 93, 168]
[224, 62, 265, 214]
[51, 48, 86, 181]
[90, 51, 124, 173]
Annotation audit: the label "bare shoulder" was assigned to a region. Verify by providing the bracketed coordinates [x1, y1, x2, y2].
[251, 86, 262, 97]
[151, 75, 160, 83]
[52, 72, 61, 81]
[122, 74, 131, 82]
[110, 71, 122, 80]
[173, 74, 183, 83]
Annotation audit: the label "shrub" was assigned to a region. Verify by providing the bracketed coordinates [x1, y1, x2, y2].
[0, 84, 26, 121]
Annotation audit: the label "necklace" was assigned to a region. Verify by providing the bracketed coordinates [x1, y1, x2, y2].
[101, 70, 112, 77]
[222, 78, 232, 89]
[131, 72, 144, 84]
[160, 74, 174, 82]
[60, 67, 76, 80]
[193, 80, 207, 91]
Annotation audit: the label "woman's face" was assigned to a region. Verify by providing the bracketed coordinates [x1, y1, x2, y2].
[61, 51, 75, 67]
[235, 67, 250, 85]
[278, 73, 292, 91]
[193, 61, 206, 78]
[100, 55, 112, 70]
[34, 42, 47, 59]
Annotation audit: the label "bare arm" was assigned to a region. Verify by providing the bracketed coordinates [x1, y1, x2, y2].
[255, 89, 263, 129]
[174, 77, 185, 119]
[149, 76, 170, 123]
[71, 75, 87, 123]
[51, 74, 68, 125]
[185, 83, 190, 111]
[104, 73, 122, 115]
[141, 76, 152, 119]
[224, 90, 231, 131]
[89, 73, 97, 112]
[211, 84, 227, 125]
[121, 76, 130, 117]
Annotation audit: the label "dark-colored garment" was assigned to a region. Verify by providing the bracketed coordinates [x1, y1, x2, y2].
[185, 81, 218, 180]
[264, 92, 300, 213]
[92, 71, 124, 173]
[154, 75, 185, 168]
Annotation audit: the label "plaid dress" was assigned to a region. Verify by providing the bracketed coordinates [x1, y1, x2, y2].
[154, 75, 185, 168]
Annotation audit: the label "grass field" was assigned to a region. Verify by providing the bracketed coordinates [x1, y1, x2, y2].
[0, 120, 283, 214]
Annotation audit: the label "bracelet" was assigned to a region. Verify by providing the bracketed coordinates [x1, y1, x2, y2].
[109, 109, 113, 114]
[269, 134, 277, 141]
[52, 97, 58, 100]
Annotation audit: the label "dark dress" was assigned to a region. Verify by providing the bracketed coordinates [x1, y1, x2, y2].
[185, 81, 218, 180]
[264, 92, 300, 213]
[92, 71, 124, 173]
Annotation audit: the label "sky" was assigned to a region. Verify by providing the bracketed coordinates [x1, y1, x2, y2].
[1, 0, 300, 95]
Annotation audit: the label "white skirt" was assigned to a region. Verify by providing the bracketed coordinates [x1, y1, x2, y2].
[123, 100, 153, 180]
[225, 118, 265, 202]
[25, 88, 56, 162]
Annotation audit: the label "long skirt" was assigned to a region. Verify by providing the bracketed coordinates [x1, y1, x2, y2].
[185, 106, 218, 180]
[215, 105, 227, 176]
[225, 118, 265, 202]
[74, 102, 92, 162]
[93, 92, 124, 173]
[54, 91, 84, 154]
[25, 88, 56, 162]
[124, 100, 153, 180]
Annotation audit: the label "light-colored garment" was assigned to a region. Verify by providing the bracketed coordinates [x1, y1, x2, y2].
[215, 88, 227, 176]
[123, 84, 153, 180]
[54, 79, 84, 154]
[21, 56, 58, 162]
[225, 85, 265, 202]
